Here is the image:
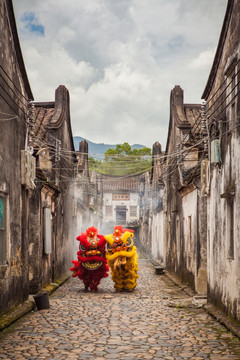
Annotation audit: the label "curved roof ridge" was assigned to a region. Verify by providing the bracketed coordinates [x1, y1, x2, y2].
[5, 0, 33, 100]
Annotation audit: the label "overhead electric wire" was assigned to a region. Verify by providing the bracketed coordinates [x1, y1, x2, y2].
[32, 118, 208, 166]
[0, 74, 29, 111]
[0, 92, 23, 117]
[0, 64, 30, 102]
[31, 115, 236, 179]
[27, 62, 240, 190]
[0, 109, 19, 121]
[207, 86, 240, 121]
[0, 88, 30, 124]
[206, 71, 240, 117]
[0, 75, 29, 113]
[166, 74, 240, 168]
[168, 65, 240, 161]
[205, 58, 240, 105]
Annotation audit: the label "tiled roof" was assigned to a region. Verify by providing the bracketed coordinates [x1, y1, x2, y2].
[32, 102, 55, 148]
[97, 173, 145, 192]
[184, 104, 202, 138]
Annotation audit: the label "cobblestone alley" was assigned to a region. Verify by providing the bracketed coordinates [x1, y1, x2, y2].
[0, 253, 240, 360]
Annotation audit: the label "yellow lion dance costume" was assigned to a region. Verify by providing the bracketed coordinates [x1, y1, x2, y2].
[105, 226, 139, 291]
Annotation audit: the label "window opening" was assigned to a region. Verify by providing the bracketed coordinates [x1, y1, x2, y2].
[105, 205, 112, 217]
[130, 206, 137, 217]
[116, 206, 127, 225]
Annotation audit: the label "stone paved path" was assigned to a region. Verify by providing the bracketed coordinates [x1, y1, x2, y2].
[0, 254, 240, 360]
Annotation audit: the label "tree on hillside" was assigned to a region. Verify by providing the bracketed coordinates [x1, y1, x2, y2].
[88, 157, 102, 172]
[96, 142, 152, 176]
[104, 142, 151, 158]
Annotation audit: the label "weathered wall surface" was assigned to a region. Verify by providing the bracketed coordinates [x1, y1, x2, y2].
[158, 86, 207, 295]
[42, 88, 76, 283]
[150, 142, 165, 265]
[138, 212, 152, 259]
[181, 189, 198, 288]
[196, 193, 207, 295]
[55, 186, 76, 281]
[28, 189, 41, 294]
[202, 0, 240, 321]
[181, 187, 207, 294]
[0, 0, 33, 315]
[151, 210, 165, 265]
[208, 137, 240, 321]
[26, 86, 77, 294]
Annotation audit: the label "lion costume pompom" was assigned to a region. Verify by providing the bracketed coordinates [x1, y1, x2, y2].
[70, 226, 109, 291]
[105, 226, 139, 291]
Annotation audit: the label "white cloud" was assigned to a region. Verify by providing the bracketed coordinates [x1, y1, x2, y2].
[189, 49, 217, 70]
[57, 26, 76, 44]
[12, 0, 227, 148]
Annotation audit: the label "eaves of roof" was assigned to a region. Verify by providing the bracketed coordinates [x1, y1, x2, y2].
[6, 0, 33, 100]
[165, 94, 201, 162]
[32, 103, 55, 146]
[96, 171, 147, 179]
[202, 0, 234, 100]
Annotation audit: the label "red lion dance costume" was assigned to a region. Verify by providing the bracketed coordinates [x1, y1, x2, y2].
[70, 227, 109, 291]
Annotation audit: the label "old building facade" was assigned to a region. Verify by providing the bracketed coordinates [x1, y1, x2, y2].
[165, 86, 208, 295]
[202, 0, 240, 322]
[140, 0, 240, 323]
[0, 0, 78, 315]
[28, 85, 76, 293]
[0, 0, 34, 315]
[145, 86, 208, 295]
[150, 142, 165, 265]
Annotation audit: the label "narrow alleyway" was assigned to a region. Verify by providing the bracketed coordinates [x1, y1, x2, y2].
[0, 253, 240, 360]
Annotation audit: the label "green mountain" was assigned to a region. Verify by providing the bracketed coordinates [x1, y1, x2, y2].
[73, 136, 146, 158]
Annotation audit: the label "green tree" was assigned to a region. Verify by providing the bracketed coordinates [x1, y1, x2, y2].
[88, 157, 102, 172]
[98, 143, 152, 176]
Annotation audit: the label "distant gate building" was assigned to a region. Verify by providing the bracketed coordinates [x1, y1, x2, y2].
[96, 173, 146, 235]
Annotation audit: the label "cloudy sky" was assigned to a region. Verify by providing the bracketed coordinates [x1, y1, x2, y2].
[13, 0, 227, 149]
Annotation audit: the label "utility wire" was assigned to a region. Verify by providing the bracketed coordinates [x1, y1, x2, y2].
[0, 65, 30, 102]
